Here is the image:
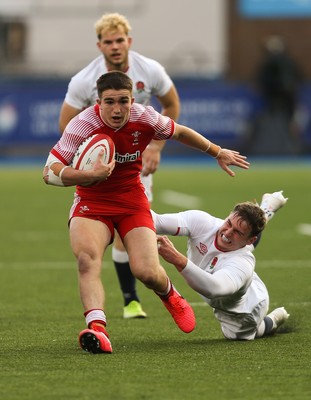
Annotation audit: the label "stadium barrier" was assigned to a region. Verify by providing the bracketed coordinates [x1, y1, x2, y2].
[0, 77, 311, 160]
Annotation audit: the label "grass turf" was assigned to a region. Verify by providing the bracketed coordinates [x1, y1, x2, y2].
[0, 162, 310, 400]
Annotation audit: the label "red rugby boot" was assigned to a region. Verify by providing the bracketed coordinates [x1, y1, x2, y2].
[79, 323, 112, 354]
[158, 286, 196, 333]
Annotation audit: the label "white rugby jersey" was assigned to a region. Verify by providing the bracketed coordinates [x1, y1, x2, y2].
[152, 209, 268, 316]
[64, 51, 173, 110]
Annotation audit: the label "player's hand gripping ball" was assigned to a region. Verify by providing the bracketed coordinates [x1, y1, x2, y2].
[71, 134, 115, 170]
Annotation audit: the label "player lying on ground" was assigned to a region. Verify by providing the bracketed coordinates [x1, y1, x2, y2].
[43, 71, 249, 353]
[153, 191, 290, 340]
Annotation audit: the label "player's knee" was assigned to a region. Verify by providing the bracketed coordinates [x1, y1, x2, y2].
[134, 267, 159, 287]
[77, 252, 99, 275]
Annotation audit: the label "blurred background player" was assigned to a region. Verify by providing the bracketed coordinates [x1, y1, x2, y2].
[153, 191, 289, 340]
[58, 13, 180, 319]
[249, 35, 303, 156]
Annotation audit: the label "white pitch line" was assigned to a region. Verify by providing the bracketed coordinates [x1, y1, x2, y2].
[256, 259, 311, 267]
[297, 223, 311, 236]
[159, 190, 201, 208]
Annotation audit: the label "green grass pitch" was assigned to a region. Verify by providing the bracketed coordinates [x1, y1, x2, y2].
[0, 161, 310, 400]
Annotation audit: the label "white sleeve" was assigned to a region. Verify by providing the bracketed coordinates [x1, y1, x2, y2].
[151, 210, 190, 236]
[64, 76, 92, 110]
[181, 259, 238, 298]
[149, 60, 173, 97]
[151, 209, 215, 237]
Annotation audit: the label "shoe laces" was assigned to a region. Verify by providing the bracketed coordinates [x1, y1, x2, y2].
[167, 292, 187, 313]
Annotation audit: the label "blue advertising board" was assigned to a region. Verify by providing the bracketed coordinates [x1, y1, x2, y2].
[0, 79, 64, 147]
[239, 0, 311, 18]
[0, 77, 311, 160]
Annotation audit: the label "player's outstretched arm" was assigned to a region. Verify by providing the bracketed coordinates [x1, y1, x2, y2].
[172, 124, 249, 177]
[157, 235, 237, 298]
[216, 149, 249, 177]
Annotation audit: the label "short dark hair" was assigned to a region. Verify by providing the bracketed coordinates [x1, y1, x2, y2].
[96, 71, 133, 98]
[232, 202, 266, 237]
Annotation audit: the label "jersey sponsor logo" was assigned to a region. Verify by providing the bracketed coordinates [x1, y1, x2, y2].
[115, 150, 141, 163]
[196, 242, 208, 255]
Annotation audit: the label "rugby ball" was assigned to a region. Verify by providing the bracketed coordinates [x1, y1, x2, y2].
[71, 134, 115, 170]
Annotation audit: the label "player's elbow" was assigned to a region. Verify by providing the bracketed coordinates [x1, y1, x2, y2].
[202, 281, 236, 299]
[42, 166, 49, 184]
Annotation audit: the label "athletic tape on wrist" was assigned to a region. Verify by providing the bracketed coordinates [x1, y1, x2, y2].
[202, 141, 221, 158]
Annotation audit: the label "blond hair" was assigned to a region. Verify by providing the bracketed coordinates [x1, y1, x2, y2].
[95, 13, 132, 39]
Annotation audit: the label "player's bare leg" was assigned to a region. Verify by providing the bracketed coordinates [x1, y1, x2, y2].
[70, 217, 112, 353]
[124, 227, 196, 333]
[112, 173, 153, 318]
[113, 232, 147, 318]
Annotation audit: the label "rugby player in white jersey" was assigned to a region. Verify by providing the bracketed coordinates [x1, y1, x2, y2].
[59, 13, 180, 319]
[153, 191, 290, 340]
[43, 71, 249, 353]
